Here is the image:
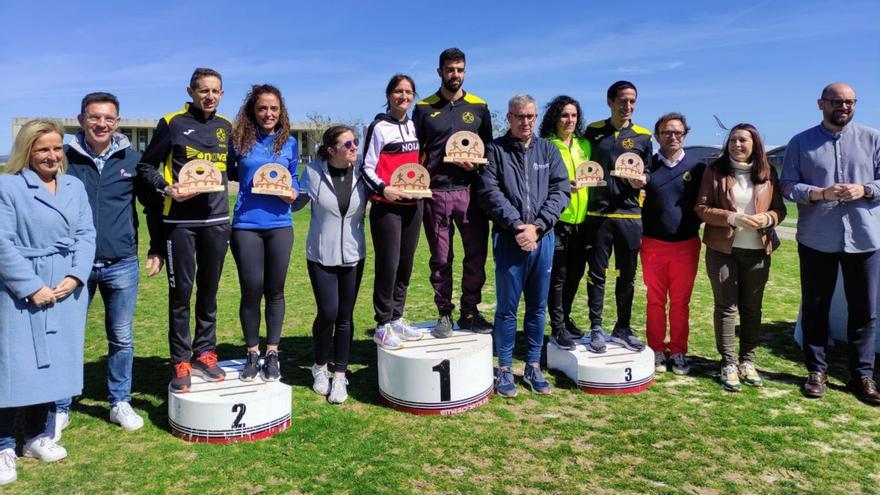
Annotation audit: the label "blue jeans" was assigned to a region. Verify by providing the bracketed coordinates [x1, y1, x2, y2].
[493, 231, 554, 369]
[0, 403, 52, 451]
[56, 256, 139, 412]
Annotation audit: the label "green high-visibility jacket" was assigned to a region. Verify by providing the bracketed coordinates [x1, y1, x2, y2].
[548, 133, 591, 224]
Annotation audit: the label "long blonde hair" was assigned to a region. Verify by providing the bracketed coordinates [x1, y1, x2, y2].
[6, 119, 67, 175]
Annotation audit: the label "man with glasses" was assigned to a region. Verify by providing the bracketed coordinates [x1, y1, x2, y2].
[583, 80, 653, 353]
[55, 92, 164, 437]
[412, 48, 494, 338]
[781, 82, 880, 405]
[478, 93, 569, 397]
[641, 113, 705, 375]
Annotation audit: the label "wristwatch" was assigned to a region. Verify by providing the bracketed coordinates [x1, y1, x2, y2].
[865, 185, 875, 199]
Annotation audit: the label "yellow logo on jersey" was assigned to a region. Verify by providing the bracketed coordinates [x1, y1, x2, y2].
[621, 138, 635, 150]
[185, 146, 227, 165]
[430, 111, 442, 118]
[462, 111, 475, 124]
[683, 171, 692, 182]
[216, 128, 227, 143]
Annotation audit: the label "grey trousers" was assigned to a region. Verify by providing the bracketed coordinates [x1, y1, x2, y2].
[705, 247, 771, 367]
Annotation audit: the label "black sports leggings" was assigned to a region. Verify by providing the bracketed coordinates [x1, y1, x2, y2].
[308, 259, 365, 372]
[230, 227, 293, 348]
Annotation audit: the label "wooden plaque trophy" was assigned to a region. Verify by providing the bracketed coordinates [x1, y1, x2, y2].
[390, 163, 433, 198]
[251, 163, 293, 198]
[574, 161, 607, 188]
[610, 152, 646, 181]
[177, 159, 225, 193]
[443, 131, 488, 164]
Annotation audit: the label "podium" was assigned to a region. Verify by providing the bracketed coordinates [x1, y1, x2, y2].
[168, 359, 292, 443]
[547, 338, 654, 394]
[377, 322, 493, 415]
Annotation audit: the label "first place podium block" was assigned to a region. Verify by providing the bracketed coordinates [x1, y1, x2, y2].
[547, 339, 655, 394]
[168, 359, 292, 443]
[377, 323, 493, 415]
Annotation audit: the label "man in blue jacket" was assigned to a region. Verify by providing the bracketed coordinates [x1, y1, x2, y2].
[57, 92, 163, 436]
[478, 93, 570, 397]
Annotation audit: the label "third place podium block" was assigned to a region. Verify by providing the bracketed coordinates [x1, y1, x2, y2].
[547, 338, 655, 394]
[377, 322, 493, 415]
[168, 359, 292, 443]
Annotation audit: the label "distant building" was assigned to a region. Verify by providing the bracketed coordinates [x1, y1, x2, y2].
[685, 144, 787, 173]
[12, 117, 319, 162]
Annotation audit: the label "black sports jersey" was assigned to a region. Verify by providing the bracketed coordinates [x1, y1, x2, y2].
[137, 103, 232, 227]
[583, 119, 653, 216]
[412, 91, 492, 191]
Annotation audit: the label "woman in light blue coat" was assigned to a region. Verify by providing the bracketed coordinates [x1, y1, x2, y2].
[292, 125, 366, 404]
[0, 120, 96, 484]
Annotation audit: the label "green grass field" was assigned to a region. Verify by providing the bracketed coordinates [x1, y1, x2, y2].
[5, 202, 879, 494]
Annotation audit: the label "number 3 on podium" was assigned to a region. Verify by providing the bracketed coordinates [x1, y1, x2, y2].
[432, 359, 451, 402]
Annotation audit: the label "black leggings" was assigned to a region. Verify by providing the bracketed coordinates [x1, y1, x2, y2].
[308, 260, 365, 372]
[230, 227, 293, 348]
[369, 200, 423, 324]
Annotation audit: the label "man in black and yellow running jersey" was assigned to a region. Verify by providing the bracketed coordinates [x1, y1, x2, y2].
[583, 80, 652, 353]
[412, 48, 494, 338]
[137, 67, 232, 393]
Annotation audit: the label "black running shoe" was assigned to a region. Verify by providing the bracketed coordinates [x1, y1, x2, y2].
[564, 318, 585, 339]
[458, 310, 493, 334]
[551, 328, 576, 350]
[589, 326, 608, 354]
[261, 351, 281, 382]
[611, 327, 646, 352]
[191, 351, 225, 382]
[170, 362, 192, 393]
[240, 351, 260, 382]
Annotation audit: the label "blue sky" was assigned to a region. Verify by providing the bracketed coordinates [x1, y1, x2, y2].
[2, 0, 878, 153]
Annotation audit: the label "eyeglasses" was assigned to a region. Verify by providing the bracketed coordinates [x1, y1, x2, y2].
[822, 98, 857, 108]
[338, 138, 359, 150]
[84, 114, 120, 125]
[659, 131, 686, 138]
[510, 113, 537, 122]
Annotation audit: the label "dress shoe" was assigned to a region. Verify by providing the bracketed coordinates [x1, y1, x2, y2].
[848, 376, 880, 405]
[802, 372, 827, 398]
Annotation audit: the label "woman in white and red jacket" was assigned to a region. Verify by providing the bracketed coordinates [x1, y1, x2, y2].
[361, 74, 425, 349]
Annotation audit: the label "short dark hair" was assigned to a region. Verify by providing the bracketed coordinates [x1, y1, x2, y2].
[654, 112, 690, 136]
[190, 67, 223, 89]
[439, 48, 466, 68]
[607, 80, 637, 101]
[80, 92, 119, 115]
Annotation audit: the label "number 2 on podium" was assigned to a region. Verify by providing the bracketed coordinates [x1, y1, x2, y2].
[432, 359, 451, 402]
[231, 403, 247, 428]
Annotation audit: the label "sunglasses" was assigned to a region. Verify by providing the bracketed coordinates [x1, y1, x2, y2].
[339, 138, 359, 150]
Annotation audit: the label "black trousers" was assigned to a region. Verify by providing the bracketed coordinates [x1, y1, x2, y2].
[799, 243, 879, 379]
[230, 227, 293, 348]
[308, 259, 365, 372]
[369, 201, 423, 325]
[585, 216, 641, 330]
[165, 223, 230, 363]
[547, 220, 591, 332]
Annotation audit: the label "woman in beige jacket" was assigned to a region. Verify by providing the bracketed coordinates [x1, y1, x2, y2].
[695, 123, 786, 392]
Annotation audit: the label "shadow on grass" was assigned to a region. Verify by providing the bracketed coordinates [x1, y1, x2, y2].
[760, 320, 859, 385]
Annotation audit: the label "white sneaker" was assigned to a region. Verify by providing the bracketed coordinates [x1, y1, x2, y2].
[328, 376, 349, 404]
[0, 448, 16, 485]
[110, 402, 144, 431]
[391, 318, 423, 341]
[22, 436, 67, 462]
[51, 411, 69, 442]
[373, 324, 403, 350]
[311, 364, 331, 395]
